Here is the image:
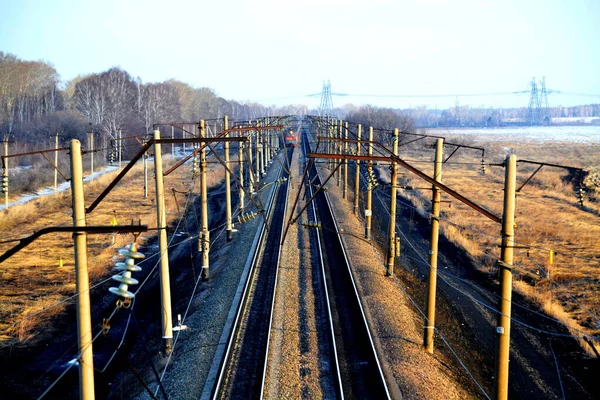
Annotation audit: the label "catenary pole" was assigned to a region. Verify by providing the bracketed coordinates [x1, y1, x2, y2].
[365, 126, 373, 239]
[385, 128, 399, 276]
[70, 139, 95, 400]
[200, 120, 210, 280]
[424, 138, 444, 353]
[224, 116, 233, 241]
[343, 121, 348, 198]
[353, 124, 362, 215]
[3, 135, 9, 209]
[153, 129, 174, 354]
[337, 120, 343, 186]
[496, 154, 517, 400]
[88, 131, 94, 175]
[54, 132, 59, 192]
[239, 129, 245, 209]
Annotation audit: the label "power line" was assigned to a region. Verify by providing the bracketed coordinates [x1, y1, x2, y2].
[374, 190, 600, 341]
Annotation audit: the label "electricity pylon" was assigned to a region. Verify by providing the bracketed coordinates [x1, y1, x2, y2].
[319, 80, 334, 118]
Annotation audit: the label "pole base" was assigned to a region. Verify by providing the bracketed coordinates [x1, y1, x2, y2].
[385, 264, 393, 277]
[226, 229, 233, 241]
[201, 266, 209, 281]
[164, 337, 173, 355]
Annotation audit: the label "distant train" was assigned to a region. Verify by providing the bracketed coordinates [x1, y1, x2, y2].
[284, 130, 298, 147]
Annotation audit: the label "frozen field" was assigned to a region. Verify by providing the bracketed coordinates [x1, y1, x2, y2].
[427, 125, 600, 143]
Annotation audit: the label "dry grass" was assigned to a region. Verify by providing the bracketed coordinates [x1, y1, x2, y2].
[0, 153, 227, 348]
[397, 137, 600, 353]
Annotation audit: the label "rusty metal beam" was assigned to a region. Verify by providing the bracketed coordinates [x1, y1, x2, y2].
[221, 125, 284, 134]
[1, 147, 69, 159]
[519, 159, 582, 171]
[317, 136, 369, 143]
[86, 140, 153, 214]
[0, 225, 148, 264]
[307, 152, 501, 223]
[163, 137, 248, 176]
[154, 137, 248, 145]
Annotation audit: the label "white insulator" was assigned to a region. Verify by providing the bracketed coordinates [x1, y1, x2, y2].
[115, 262, 142, 272]
[112, 274, 139, 285]
[118, 248, 145, 259]
[109, 286, 135, 299]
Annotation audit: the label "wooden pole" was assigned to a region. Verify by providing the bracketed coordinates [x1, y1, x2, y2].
[496, 154, 517, 400]
[153, 129, 174, 354]
[70, 139, 95, 399]
[424, 138, 444, 353]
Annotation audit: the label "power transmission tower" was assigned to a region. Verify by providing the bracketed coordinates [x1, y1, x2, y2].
[319, 80, 334, 118]
[539, 76, 551, 124]
[527, 77, 542, 125]
[455, 96, 460, 126]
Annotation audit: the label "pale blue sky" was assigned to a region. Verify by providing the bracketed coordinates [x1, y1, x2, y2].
[0, 0, 598, 110]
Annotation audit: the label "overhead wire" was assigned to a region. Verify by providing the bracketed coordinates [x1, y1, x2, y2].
[313, 137, 491, 399]
[37, 304, 121, 399]
[374, 187, 600, 341]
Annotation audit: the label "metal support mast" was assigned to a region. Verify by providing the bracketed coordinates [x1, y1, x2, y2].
[319, 80, 334, 118]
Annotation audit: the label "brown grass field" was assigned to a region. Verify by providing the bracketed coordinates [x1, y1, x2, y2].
[0, 154, 226, 347]
[388, 134, 600, 353]
[1, 130, 599, 362]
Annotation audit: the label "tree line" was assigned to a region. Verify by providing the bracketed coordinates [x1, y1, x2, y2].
[1, 51, 434, 161]
[0, 51, 313, 155]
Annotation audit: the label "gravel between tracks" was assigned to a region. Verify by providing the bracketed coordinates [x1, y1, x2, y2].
[321, 169, 477, 400]
[264, 147, 337, 399]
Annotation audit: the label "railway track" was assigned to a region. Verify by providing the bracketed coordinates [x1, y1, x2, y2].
[206, 123, 391, 399]
[305, 135, 391, 399]
[209, 147, 293, 399]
